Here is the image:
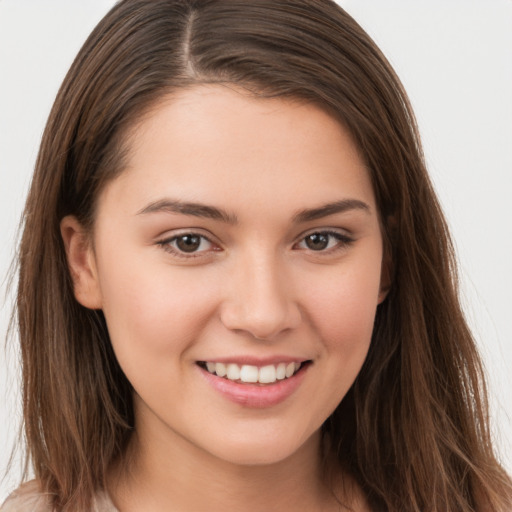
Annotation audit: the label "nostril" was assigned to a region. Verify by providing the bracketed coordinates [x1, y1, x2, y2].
[218, 266, 302, 339]
[219, 301, 302, 341]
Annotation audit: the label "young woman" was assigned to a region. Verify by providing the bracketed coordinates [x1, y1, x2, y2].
[2, 0, 511, 511]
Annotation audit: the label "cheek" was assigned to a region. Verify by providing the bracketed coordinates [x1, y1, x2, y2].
[304, 254, 382, 366]
[96, 250, 219, 369]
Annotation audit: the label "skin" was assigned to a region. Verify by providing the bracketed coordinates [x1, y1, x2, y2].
[62, 85, 387, 511]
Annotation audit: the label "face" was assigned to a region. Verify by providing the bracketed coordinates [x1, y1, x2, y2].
[63, 85, 388, 468]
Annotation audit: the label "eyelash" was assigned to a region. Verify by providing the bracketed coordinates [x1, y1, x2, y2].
[156, 232, 218, 259]
[156, 230, 354, 259]
[294, 230, 354, 253]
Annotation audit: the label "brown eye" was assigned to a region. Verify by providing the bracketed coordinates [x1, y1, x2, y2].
[158, 233, 216, 257]
[296, 231, 353, 253]
[175, 234, 202, 253]
[304, 233, 329, 251]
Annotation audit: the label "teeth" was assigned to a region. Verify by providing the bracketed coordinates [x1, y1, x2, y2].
[258, 365, 276, 384]
[240, 365, 259, 383]
[226, 363, 240, 380]
[215, 362, 227, 377]
[204, 361, 304, 384]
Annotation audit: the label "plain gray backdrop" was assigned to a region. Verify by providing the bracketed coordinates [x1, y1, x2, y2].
[1, 0, 511, 502]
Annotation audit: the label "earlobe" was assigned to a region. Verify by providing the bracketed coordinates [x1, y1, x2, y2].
[378, 281, 391, 304]
[60, 216, 102, 309]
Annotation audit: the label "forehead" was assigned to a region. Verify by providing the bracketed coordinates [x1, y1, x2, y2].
[98, 85, 376, 221]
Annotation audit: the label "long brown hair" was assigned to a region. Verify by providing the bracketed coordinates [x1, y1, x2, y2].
[15, 1, 512, 510]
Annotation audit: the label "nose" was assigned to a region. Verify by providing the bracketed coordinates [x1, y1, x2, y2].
[219, 251, 302, 341]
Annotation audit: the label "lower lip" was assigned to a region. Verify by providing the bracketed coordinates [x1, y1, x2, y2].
[198, 364, 309, 408]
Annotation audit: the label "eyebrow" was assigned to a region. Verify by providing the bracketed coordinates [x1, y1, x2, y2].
[292, 199, 370, 223]
[137, 198, 370, 224]
[137, 199, 238, 224]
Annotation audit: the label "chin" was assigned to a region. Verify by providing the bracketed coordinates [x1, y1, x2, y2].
[202, 427, 320, 467]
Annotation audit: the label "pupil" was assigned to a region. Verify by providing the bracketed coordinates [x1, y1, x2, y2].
[306, 233, 328, 250]
[177, 235, 201, 252]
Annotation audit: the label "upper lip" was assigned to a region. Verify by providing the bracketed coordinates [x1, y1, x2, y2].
[197, 356, 311, 366]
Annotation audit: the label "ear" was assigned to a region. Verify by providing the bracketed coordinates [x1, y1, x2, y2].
[378, 248, 393, 304]
[60, 215, 103, 309]
[378, 217, 395, 304]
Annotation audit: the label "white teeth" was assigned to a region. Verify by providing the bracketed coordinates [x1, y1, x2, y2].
[226, 363, 240, 380]
[240, 365, 259, 383]
[276, 363, 286, 380]
[285, 362, 296, 378]
[215, 362, 227, 377]
[259, 365, 277, 384]
[205, 361, 304, 384]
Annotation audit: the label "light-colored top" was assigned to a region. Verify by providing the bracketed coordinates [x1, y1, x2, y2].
[0, 480, 119, 512]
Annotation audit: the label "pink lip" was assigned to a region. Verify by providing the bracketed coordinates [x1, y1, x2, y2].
[197, 363, 309, 408]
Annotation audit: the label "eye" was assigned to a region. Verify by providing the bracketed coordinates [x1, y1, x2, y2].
[295, 230, 353, 252]
[157, 233, 217, 257]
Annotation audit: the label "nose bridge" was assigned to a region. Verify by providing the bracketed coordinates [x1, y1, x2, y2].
[220, 246, 301, 340]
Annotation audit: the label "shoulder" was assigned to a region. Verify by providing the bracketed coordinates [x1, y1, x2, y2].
[0, 481, 52, 512]
[0, 481, 118, 512]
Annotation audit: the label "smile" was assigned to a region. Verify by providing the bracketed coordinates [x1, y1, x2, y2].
[197, 359, 311, 408]
[200, 361, 303, 384]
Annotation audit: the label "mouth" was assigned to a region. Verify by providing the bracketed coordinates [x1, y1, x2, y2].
[197, 360, 311, 385]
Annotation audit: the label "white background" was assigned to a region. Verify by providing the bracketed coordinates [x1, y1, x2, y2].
[1, 0, 511, 502]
